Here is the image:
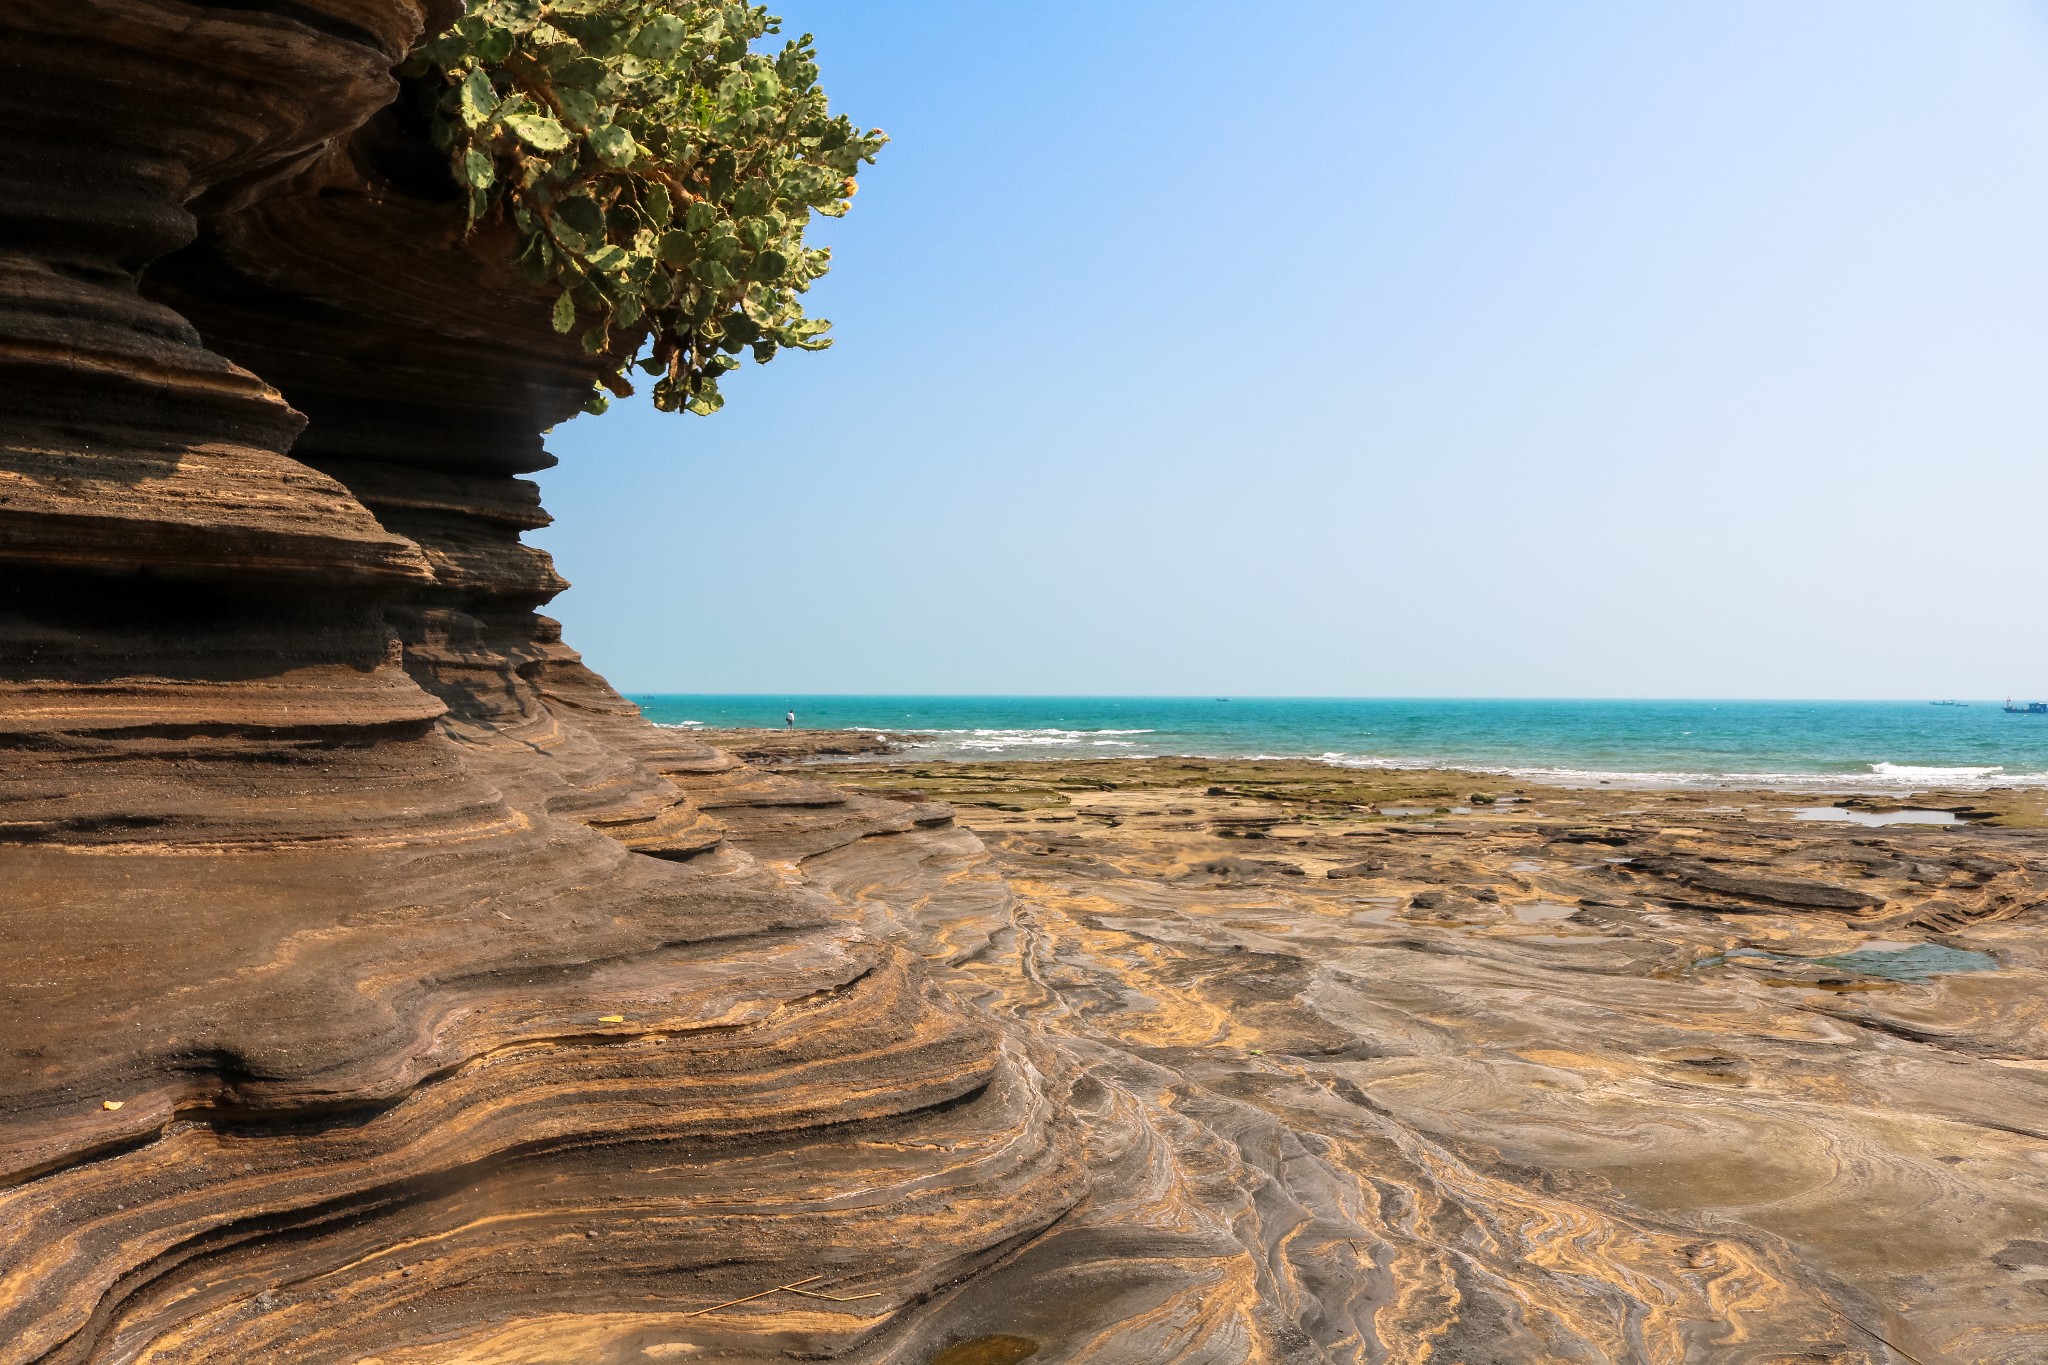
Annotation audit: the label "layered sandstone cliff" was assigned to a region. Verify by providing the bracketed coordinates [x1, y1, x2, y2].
[0, 6, 1079, 1361]
[0, 5, 1989, 1363]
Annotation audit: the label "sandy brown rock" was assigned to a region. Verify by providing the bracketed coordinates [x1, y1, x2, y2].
[0, 1, 442, 588]
[694, 728, 912, 764]
[0, 12, 1084, 1364]
[806, 753, 2048, 1362]
[13, 4, 2037, 1359]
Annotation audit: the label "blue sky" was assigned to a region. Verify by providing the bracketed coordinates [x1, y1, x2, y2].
[537, 1, 2048, 697]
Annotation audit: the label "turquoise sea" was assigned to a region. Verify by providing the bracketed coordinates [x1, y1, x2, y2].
[627, 696, 2048, 791]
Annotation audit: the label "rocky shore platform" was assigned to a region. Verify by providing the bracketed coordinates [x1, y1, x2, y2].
[681, 727, 910, 765]
[700, 740, 2047, 1363]
[5, 4, 2038, 1351]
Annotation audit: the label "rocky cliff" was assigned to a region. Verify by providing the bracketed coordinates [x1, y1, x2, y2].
[1, 5, 1996, 1363]
[0, 6, 1080, 1361]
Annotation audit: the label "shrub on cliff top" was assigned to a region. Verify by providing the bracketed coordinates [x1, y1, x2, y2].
[403, 0, 885, 415]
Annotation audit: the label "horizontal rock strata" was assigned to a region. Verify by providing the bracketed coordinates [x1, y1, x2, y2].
[1, 9, 1083, 1363]
[14, 4, 2033, 1360]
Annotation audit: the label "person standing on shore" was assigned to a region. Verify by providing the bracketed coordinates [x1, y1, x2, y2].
[786, 710, 795, 730]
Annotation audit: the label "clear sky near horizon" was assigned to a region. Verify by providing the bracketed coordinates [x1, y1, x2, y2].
[535, 1, 2048, 699]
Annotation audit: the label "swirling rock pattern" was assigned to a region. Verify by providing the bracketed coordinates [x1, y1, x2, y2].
[802, 755, 2048, 1362]
[11, 5, 2037, 1360]
[1, 8, 1081, 1363]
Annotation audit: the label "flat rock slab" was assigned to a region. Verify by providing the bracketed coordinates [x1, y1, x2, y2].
[809, 754, 2048, 1363]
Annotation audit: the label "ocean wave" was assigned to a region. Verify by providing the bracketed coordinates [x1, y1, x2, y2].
[1867, 762, 2005, 780]
[644, 714, 2048, 790]
[893, 726, 1163, 753]
[851, 725, 1153, 737]
[956, 727, 1154, 738]
[1312, 752, 2048, 791]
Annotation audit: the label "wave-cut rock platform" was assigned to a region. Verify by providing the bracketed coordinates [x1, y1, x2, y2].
[1, 5, 2037, 1362]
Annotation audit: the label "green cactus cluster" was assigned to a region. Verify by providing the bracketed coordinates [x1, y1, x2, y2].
[403, 0, 885, 415]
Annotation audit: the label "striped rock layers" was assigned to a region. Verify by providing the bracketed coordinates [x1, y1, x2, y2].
[0, 5, 1972, 1363]
[0, 6, 1079, 1362]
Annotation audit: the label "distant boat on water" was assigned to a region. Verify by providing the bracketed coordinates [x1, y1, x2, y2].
[1930, 699, 1967, 707]
[2003, 699, 2048, 714]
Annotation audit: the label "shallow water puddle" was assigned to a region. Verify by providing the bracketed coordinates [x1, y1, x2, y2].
[1344, 896, 1404, 926]
[1706, 942, 1996, 982]
[1814, 943, 1998, 981]
[1788, 807, 1957, 827]
[1511, 901, 1579, 924]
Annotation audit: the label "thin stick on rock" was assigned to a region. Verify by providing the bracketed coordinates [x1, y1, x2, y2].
[683, 1275, 822, 1317]
[784, 1286, 884, 1303]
